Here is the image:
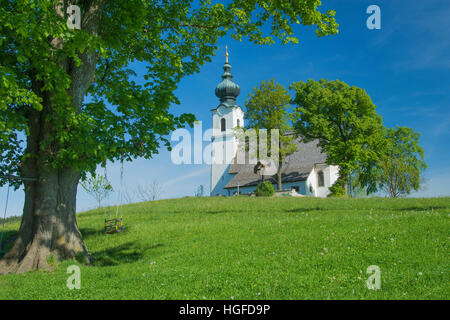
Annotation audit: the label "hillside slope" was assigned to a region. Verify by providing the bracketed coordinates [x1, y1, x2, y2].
[0, 197, 449, 299]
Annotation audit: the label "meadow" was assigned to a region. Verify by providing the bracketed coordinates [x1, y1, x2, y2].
[0, 196, 448, 299]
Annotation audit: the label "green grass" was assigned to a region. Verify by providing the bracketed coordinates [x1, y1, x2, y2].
[0, 196, 449, 299]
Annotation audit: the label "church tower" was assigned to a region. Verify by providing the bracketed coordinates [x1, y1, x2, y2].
[210, 47, 244, 196]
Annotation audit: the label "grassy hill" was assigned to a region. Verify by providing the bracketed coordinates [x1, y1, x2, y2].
[0, 196, 449, 299]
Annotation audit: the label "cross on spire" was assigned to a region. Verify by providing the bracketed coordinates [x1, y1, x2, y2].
[225, 45, 229, 63]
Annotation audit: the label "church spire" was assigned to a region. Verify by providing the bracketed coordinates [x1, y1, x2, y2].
[215, 46, 240, 104]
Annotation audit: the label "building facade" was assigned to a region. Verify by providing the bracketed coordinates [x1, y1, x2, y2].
[210, 49, 244, 196]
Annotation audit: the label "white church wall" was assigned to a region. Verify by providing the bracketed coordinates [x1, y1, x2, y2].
[317, 164, 329, 198]
[227, 180, 308, 196]
[306, 164, 340, 198]
[307, 167, 317, 197]
[211, 163, 234, 196]
[211, 105, 244, 195]
[210, 136, 236, 196]
[329, 165, 339, 187]
[211, 106, 244, 137]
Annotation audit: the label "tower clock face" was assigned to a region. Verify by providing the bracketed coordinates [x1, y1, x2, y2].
[216, 105, 227, 116]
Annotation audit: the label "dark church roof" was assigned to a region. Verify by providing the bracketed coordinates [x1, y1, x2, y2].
[224, 137, 327, 189]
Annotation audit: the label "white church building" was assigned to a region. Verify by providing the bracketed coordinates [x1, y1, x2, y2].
[210, 51, 339, 197]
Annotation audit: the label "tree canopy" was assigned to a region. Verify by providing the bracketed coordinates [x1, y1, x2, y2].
[376, 126, 427, 197]
[243, 79, 297, 190]
[290, 79, 386, 195]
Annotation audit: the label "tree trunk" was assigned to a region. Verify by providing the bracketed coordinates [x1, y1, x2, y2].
[0, 166, 91, 274]
[277, 169, 282, 190]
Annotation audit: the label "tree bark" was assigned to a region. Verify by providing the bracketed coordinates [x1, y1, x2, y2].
[277, 166, 282, 190]
[0, 169, 91, 274]
[277, 151, 282, 190]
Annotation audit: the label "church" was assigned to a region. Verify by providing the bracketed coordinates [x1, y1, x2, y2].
[210, 50, 339, 197]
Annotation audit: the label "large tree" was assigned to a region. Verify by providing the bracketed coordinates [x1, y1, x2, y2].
[0, 1, 338, 273]
[376, 126, 427, 197]
[290, 79, 385, 196]
[243, 79, 297, 190]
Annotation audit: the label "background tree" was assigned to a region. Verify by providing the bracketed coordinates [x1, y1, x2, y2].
[136, 180, 163, 202]
[290, 79, 385, 196]
[243, 79, 298, 190]
[80, 174, 113, 208]
[0, 0, 337, 273]
[377, 126, 427, 197]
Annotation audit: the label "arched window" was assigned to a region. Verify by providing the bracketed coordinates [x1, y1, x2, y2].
[317, 170, 325, 187]
[237, 119, 240, 127]
[221, 118, 226, 132]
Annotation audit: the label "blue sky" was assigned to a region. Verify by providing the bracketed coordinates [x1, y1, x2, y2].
[1, 0, 449, 216]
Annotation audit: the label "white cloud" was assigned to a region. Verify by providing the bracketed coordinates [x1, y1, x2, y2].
[432, 118, 450, 137]
[411, 171, 450, 197]
[163, 166, 210, 187]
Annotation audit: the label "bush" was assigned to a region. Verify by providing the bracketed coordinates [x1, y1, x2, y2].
[328, 179, 346, 197]
[255, 181, 275, 197]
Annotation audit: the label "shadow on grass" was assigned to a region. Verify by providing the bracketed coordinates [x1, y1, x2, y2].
[80, 227, 103, 240]
[285, 207, 332, 213]
[204, 210, 228, 215]
[204, 208, 332, 214]
[92, 242, 164, 267]
[80, 227, 133, 240]
[286, 205, 449, 214]
[391, 206, 448, 212]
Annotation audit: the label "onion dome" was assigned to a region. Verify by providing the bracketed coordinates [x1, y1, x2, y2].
[215, 47, 240, 104]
